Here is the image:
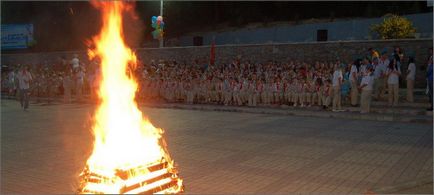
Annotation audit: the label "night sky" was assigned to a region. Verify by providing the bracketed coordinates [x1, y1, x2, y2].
[1, 1, 431, 52]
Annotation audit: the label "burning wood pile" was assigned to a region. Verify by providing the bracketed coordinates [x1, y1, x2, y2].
[77, 1, 183, 194]
[78, 157, 183, 194]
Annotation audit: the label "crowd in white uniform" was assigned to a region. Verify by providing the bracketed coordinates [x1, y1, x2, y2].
[3, 47, 418, 114]
[137, 49, 414, 113]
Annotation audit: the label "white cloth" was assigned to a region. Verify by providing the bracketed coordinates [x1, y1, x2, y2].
[8, 71, 15, 83]
[71, 57, 80, 69]
[360, 65, 367, 76]
[17, 71, 32, 90]
[406, 63, 416, 80]
[332, 70, 343, 87]
[361, 75, 374, 91]
[374, 63, 387, 79]
[77, 71, 85, 84]
[350, 65, 358, 82]
[387, 67, 401, 84]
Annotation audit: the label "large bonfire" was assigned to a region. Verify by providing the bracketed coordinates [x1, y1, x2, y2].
[78, 1, 183, 194]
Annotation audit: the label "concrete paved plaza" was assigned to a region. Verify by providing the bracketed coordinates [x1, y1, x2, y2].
[1, 100, 432, 194]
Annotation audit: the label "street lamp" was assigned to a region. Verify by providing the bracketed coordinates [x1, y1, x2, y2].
[160, 0, 164, 48]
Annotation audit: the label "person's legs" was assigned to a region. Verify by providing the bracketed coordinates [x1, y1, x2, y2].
[224, 91, 229, 105]
[380, 78, 386, 100]
[388, 84, 394, 106]
[299, 93, 305, 107]
[366, 90, 372, 113]
[332, 86, 339, 110]
[77, 83, 83, 101]
[373, 79, 379, 100]
[23, 89, 29, 109]
[248, 94, 252, 106]
[360, 90, 367, 113]
[287, 93, 292, 105]
[292, 93, 298, 106]
[406, 79, 414, 102]
[325, 96, 331, 108]
[393, 83, 399, 106]
[337, 92, 342, 110]
[311, 93, 317, 106]
[350, 81, 358, 106]
[19, 89, 24, 108]
[306, 93, 312, 106]
[236, 93, 242, 106]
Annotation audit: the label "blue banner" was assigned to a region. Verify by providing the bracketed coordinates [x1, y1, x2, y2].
[1, 24, 34, 50]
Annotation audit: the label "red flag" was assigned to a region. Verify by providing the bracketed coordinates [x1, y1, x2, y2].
[210, 38, 215, 66]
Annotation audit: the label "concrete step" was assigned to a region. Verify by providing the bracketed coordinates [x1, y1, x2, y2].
[143, 103, 433, 124]
[371, 101, 429, 108]
[3, 94, 432, 124]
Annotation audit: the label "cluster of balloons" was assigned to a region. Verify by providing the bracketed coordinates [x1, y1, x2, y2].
[151, 16, 164, 40]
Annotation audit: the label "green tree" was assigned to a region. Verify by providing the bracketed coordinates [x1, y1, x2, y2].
[370, 14, 417, 39]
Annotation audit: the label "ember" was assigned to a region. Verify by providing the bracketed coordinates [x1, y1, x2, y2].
[78, 1, 183, 194]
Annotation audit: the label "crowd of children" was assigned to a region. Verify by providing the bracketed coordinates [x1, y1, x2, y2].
[2, 46, 430, 113]
[137, 48, 408, 113]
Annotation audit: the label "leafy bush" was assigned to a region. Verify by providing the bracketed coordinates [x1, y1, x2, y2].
[371, 14, 416, 39]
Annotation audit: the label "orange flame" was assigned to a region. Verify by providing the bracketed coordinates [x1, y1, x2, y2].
[80, 1, 182, 194]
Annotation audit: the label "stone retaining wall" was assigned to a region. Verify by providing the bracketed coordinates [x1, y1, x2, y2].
[2, 39, 432, 87]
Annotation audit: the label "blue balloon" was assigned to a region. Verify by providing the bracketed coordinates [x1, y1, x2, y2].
[151, 16, 157, 23]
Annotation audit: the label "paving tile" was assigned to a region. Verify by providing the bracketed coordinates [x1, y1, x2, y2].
[1, 100, 432, 194]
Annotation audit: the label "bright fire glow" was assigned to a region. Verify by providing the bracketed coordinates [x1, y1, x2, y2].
[79, 1, 182, 194]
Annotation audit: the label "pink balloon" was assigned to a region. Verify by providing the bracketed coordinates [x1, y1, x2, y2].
[157, 16, 163, 22]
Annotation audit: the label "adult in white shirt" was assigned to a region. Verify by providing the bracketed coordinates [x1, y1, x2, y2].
[406, 57, 416, 102]
[359, 67, 375, 113]
[7, 70, 16, 95]
[386, 59, 401, 106]
[16, 66, 33, 110]
[349, 60, 360, 106]
[373, 57, 387, 100]
[71, 54, 80, 70]
[332, 65, 343, 111]
[76, 67, 85, 101]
